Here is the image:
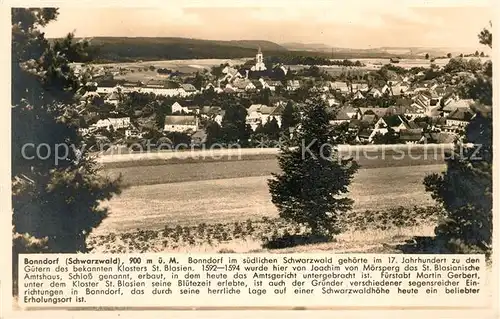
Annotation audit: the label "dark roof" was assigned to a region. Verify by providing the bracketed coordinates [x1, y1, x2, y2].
[423, 132, 457, 144]
[400, 129, 423, 141]
[358, 128, 373, 138]
[361, 114, 377, 124]
[200, 106, 223, 115]
[341, 104, 357, 114]
[447, 108, 475, 121]
[382, 115, 409, 127]
[332, 110, 351, 121]
[180, 84, 197, 91]
[360, 107, 388, 118]
[146, 79, 180, 89]
[395, 98, 412, 107]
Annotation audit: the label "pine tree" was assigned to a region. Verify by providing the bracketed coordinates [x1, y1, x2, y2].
[11, 8, 121, 292]
[264, 117, 280, 141]
[423, 26, 493, 253]
[268, 98, 358, 237]
[221, 103, 249, 145]
[205, 121, 222, 146]
[281, 101, 299, 132]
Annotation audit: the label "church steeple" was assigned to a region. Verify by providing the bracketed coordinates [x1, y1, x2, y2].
[251, 46, 267, 72]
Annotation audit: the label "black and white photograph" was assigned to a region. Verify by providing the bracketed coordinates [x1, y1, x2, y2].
[5, 0, 496, 312]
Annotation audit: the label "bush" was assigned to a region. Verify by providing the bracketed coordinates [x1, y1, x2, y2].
[262, 233, 331, 249]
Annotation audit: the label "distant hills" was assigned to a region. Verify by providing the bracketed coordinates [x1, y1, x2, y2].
[70, 37, 290, 63]
[281, 42, 488, 58]
[52, 36, 486, 63]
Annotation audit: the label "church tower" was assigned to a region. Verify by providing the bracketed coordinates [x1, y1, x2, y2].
[256, 47, 263, 64]
[251, 47, 267, 72]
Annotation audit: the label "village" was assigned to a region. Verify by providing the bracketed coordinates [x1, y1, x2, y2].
[73, 47, 489, 152]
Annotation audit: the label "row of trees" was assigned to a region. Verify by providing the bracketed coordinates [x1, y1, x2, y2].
[265, 55, 365, 67]
[204, 101, 300, 146]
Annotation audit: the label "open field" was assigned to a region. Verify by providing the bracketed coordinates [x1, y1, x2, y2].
[100, 146, 449, 185]
[96, 164, 445, 235]
[95, 58, 251, 80]
[90, 147, 448, 254]
[286, 57, 490, 72]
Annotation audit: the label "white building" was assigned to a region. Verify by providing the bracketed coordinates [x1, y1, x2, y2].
[93, 117, 131, 130]
[163, 115, 198, 133]
[171, 102, 191, 114]
[246, 104, 282, 131]
[251, 47, 267, 72]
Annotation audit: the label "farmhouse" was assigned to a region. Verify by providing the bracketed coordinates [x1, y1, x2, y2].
[352, 89, 366, 99]
[93, 117, 131, 130]
[222, 67, 244, 82]
[233, 79, 256, 91]
[356, 128, 375, 143]
[286, 80, 301, 91]
[372, 115, 411, 136]
[366, 87, 382, 98]
[341, 105, 358, 119]
[200, 106, 225, 125]
[381, 84, 391, 95]
[352, 83, 369, 92]
[400, 129, 424, 144]
[103, 91, 120, 106]
[140, 80, 187, 97]
[390, 84, 409, 96]
[80, 91, 102, 104]
[330, 81, 350, 94]
[329, 109, 351, 125]
[387, 103, 426, 120]
[357, 107, 389, 120]
[163, 115, 199, 133]
[246, 104, 282, 130]
[180, 84, 198, 95]
[441, 99, 474, 117]
[171, 102, 190, 114]
[445, 108, 475, 129]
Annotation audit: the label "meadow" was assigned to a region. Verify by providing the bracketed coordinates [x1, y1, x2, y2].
[95, 163, 444, 235]
[85, 144, 451, 253]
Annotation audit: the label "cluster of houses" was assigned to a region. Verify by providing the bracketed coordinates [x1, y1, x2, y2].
[204, 49, 297, 94]
[329, 97, 481, 144]
[82, 91, 480, 146]
[77, 48, 489, 146]
[163, 102, 283, 134]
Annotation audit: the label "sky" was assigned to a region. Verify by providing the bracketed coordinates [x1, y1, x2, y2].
[41, 1, 493, 50]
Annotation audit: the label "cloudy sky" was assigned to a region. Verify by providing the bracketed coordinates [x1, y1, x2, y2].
[41, 0, 492, 49]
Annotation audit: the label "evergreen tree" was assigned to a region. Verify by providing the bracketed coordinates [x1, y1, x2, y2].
[254, 123, 265, 135]
[221, 103, 249, 145]
[281, 101, 299, 132]
[423, 26, 492, 253]
[11, 8, 121, 291]
[205, 121, 222, 146]
[268, 98, 358, 237]
[264, 117, 280, 141]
